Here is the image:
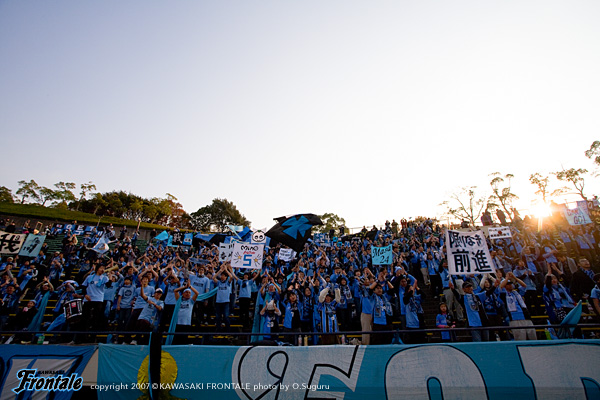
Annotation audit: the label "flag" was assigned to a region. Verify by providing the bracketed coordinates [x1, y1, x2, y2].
[92, 235, 111, 254]
[265, 214, 323, 253]
[154, 230, 169, 241]
[559, 301, 583, 339]
[195, 233, 215, 242]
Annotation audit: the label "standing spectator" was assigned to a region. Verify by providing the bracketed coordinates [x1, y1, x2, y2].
[570, 258, 595, 302]
[213, 262, 234, 332]
[457, 281, 489, 342]
[282, 291, 302, 344]
[368, 282, 393, 344]
[436, 303, 456, 342]
[440, 260, 464, 322]
[317, 287, 340, 345]
[173, 283, 199, 344]
[500, 273, 536, 341]
[136, 286, 163, 345]
[80, 264, 110, 342]
[589, 274, 600, 321]
[403, 280, 426, 344]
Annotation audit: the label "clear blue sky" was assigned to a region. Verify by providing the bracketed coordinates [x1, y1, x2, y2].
[1, 1, 598, 230]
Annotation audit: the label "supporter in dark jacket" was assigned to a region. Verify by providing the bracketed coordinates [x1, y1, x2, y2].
[570, 258, 595, 302]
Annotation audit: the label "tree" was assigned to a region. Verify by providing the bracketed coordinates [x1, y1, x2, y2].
[16, 180, 40, 204]
[528, 173, 565, 205]
[441, 186, 489, 227]
[52, 182, 76, 207]
[77, 182, 97, 210]
[553, 168, 589, 201]
[489, 172, 519, 222]
[159, 193, 187, 228]
[0, 186, 14, 203]
[89, 193, 108, 215]
[38, 187, 57, 206]
[190, 198, 250, 232]
[314, 213, 346, 234]
[585, 140, 600, 167]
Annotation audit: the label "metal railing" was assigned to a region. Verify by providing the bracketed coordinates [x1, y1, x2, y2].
[2, 323, 599, 345]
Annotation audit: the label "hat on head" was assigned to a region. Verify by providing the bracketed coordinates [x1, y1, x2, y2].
[155, 288, 163, 293]
[462, 281, 473, 289]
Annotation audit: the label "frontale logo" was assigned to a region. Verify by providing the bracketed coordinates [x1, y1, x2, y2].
[12, 369, 83, 394]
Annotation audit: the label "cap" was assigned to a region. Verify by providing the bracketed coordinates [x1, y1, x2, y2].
[155, 288, 163, 293]
[462, 282, 473, 289]
[505, 279, 514, 285]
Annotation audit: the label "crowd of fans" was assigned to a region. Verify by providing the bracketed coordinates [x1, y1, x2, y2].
[0, 213, 599, 345]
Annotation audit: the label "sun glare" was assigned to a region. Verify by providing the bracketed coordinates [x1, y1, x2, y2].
[531, 203, 552, 218]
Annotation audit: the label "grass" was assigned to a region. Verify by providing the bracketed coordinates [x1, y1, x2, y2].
[0, 202, 169, 230]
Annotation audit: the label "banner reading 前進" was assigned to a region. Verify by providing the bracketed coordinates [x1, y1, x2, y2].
[0, 231, 26, 255]
[371, 244, 393, 265]
[231, 243, 264, 269]
[445, 230, 495, 276]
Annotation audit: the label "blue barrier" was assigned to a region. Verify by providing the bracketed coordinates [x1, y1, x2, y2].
[96, 340, 600, 400]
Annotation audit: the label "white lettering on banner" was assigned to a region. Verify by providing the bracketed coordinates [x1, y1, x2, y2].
[232, 346, 365, 400]
[0, 357, 77, 399]
[385, 346, 487, 399]
[518, 344, 600, 400]
[445, 230, 495, 276]
[231, 243, 264, 269]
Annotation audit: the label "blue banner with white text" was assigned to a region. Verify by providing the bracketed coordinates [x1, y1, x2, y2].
[0, 344, 96, 400]
[95, 340, 600, 400]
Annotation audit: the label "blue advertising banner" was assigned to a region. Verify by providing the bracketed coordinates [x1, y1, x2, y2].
[0, 344, 96, 400]
[96, 340, 600, 400]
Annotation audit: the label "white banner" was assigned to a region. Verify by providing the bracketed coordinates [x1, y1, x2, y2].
[487, 226, 512, 240]
[0, 231, 26, 255]
[231, 243, 264, 269]
[561, 203, 592, 226]
[278, 248, 295, 262]
[219, 243, 234, 262]
[18, 234, 46, 257]
[445, 230, 495, 276]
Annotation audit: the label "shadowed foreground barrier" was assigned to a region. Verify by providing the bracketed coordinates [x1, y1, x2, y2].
[2, 340, 600, 399]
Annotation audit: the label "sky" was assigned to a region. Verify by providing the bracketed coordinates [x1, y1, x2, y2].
[1, 1, 599, 232]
